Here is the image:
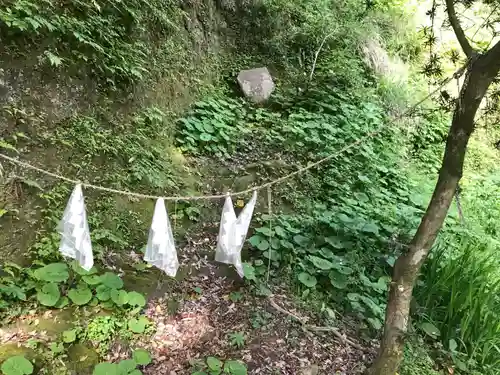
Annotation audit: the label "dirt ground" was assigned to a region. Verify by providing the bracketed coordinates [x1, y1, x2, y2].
[132, 234, 374, 375]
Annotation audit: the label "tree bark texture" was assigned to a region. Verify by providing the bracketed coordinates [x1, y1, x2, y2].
[368, 46, 500, 375]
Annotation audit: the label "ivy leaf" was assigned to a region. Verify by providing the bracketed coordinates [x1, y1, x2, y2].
[132, 349, 152, 365]
[298, 272, 317, 288]
[1, 355, 34, 375]
[33, 263, 69, 282]
[308, 255, 334, 270]
[68, 286, 92, 305]
[37, 283, 61, 306]
[127, 291, 146, 307]
[101, 272, 123, 289]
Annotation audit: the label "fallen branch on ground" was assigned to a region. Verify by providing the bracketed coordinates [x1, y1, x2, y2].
[268, 296, 364, 350]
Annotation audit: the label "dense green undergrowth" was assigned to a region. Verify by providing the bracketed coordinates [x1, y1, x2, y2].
[1, 0, 499, 374]
[0, 0, 181, 87]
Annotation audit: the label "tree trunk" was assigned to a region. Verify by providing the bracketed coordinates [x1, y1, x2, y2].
[368, 48, 500, 375]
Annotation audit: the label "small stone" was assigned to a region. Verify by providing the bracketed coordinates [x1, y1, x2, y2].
[237, 67, 275, 103]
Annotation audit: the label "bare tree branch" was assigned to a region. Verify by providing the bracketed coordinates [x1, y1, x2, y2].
[446, 0, 474, 57]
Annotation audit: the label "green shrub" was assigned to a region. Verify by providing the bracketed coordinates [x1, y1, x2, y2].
[415, 236, 500, 373]
[175, 96, 249, 157]
[0, 0, 180, 86]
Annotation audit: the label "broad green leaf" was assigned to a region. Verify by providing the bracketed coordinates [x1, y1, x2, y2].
[357, 174, 370, 183]
[101, 272, 123, 289]
[337, 213, 352, 223]
[274, 226, 286, 237]
[324, 236, 346, 249]
[206, 356, 222, 371]
[68, 286, 92, 305]
[62, 329, 77, 343]
[248, 235, 262, 247]
[129, 370, 143, 375]
[308, 255, 334, 270]
[33, 263, 69, 282]
[49, 342, 64, 354]
[419, 322, 440, 339]
[132, 349, 151, 365]
[367, 317, 382, 330]
[82, 275, 102, 285]
[127, 291, 146, 307]
[255, 227, 273, 236]
[96, 285, 111, 301]
[203, 123, 214, 133]
[128, 317, 148, 334]
[118, 359, 136, 373]
[293, 234, 309, 246]
[54, 296, 69, 309]
[337, 266, 354, 275]
[361, 222, 379, 235]
[449, 338, 458, 352]
[263, 250, 279, 261]
[92, 362, 119, 375]
[110, 289, 128, 306]
[354, 192, 369, 202]
[347, 293, 360, 301]
[328, 270, 349, 289]
[37, 283, 60, 306]
[223, 360, 247, 375]
[199, 133, 212, 141]
[242, 263, 256, 281]
[1, 355, 33, 375]
[71, 262, 97, 276]
[256, 240, 269, 251]
[298, 272, 317, 288]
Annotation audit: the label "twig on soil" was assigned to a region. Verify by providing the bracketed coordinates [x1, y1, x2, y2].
[268, 296, 364, 350]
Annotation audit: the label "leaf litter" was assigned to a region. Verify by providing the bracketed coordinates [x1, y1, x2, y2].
[134, 230, 373, 374]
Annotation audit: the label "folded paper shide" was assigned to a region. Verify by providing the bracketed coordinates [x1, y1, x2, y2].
[58, 184, 94, 271]
[215, 191, 257, 277]
[58, 185, 257, 278]
[144, 198, 179, 277]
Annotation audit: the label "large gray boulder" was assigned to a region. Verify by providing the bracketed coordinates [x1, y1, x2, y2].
[237, 67, 275, 103]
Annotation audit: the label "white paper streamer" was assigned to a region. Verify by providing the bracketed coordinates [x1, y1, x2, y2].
[144, 198, 179, 277]
[215, 191, 257, 277]
[58, 184, 94, 271]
